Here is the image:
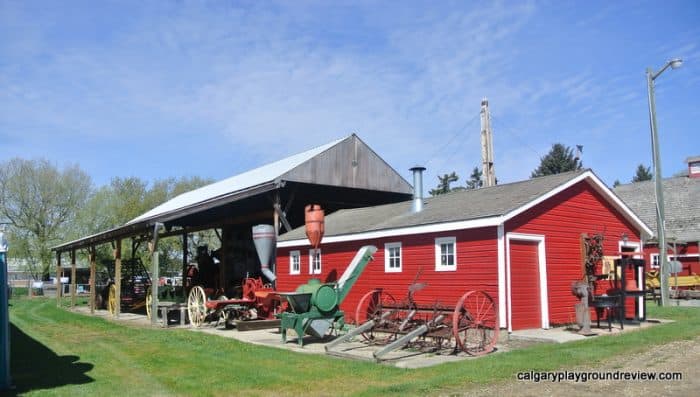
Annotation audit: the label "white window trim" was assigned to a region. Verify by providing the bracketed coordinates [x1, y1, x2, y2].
[309, 249, 321, 275]
[384, 242, 402, 273]
[289, 250, 300, 275]
[435, 237, 457, 272]
[651, 253, 699, 269]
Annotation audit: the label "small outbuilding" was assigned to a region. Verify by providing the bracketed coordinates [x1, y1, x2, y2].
[276, 169, 653, 331]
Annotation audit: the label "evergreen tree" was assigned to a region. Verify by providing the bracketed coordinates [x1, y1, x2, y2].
[429, 172, 459, 196]
[466, 167, 483, 189]
[531, 143, 582, 178]
[632, 164, 653, 183]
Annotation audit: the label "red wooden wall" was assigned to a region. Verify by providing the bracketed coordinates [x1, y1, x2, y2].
[506, 182, 643, 325]
[276, 227, 499, 324]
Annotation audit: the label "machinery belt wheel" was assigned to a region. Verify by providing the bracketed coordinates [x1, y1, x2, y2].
[452, 290, 499, 356]
[354, 289, 398, 344]
[187, 286, 207, 327]
[107, 284, 117, 315]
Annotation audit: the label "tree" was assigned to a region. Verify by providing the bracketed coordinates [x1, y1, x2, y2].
[531, 143, 582, 178]
[466, 167, 483, 189]
[429, 172, 460, 196]
[632, 164, 653, 183]
[0, 158, 91, 279]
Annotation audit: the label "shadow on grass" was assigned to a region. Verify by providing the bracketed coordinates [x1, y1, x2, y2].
[8, 323, 94, 395]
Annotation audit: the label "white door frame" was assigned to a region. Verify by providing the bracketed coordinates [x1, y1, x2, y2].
[505, 232, 549, 332]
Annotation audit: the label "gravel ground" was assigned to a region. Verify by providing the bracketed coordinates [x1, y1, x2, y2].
[455, 337, 699, 396]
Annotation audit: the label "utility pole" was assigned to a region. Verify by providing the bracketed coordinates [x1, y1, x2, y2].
[480, 98, 496, 187]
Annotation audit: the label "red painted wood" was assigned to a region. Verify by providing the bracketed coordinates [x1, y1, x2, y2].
[506, 182, 644, 325]
[509, 240, 541, 330]
[276, 227, 499, 324]
[642, 242, 699, 275]
[277, 179, 647, 329]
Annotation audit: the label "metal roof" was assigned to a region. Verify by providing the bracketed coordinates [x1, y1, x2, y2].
[614, 176, 700, 243]
[129, 136, 346, 225]
[53, 134, 413, 252]
[279, 169, 653, 245]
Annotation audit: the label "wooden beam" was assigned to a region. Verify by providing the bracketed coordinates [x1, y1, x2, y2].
[70, 249, 77, 308]
[114, 239, 122, 318]
[131, 210, 274, 244]
[182, 232, 188, 299]
[89, 247, 96, 314]
[273, 203, 293, 233]
[56, 251, 62, 307]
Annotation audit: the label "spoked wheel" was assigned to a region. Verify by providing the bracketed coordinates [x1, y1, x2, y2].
[145, 287, 153, 319]
[187, 286, 208, 327]
[354, 289, 398, 344]
[452, 290, 499, 356]
[107, 284, 117, 315]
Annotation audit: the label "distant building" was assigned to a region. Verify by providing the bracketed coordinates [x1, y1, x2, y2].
[614, 156, 700, 275]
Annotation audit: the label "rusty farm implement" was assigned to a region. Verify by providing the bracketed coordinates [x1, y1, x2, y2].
[326, 272, 499, 361]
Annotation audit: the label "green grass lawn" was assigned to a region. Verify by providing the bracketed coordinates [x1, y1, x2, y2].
[7, 297, 700, 396]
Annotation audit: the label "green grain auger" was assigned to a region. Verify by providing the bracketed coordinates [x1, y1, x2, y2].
[277, 245, 377, 346]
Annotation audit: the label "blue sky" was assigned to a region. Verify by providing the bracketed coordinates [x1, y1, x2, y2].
[1, 1, 698, 191]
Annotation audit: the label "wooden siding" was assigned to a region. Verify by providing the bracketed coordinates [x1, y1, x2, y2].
[282, 134, 412, 193]
[276, 227, 499, 324]
[506, 181, 643, 325]
[642, 242, 699, 275]
[509, 240, 541, 330]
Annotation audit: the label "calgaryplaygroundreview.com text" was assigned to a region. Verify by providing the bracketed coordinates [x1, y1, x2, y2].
[517, 370, 683, 383]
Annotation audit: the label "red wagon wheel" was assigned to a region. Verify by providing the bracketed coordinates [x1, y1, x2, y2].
[354, 289, 398, 344]
[452, 290, 499, 356]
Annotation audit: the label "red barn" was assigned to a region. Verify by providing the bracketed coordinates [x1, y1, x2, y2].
[614, 156, 700, 277]
[276, 169, 653, 332]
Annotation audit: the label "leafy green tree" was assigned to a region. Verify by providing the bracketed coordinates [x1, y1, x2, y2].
[632, 164, 653, 183]
[0, 158, 91, 279]
[466, 167, 483, 189]
[531, 143, 582, 178]
[429, 172, 460, 196]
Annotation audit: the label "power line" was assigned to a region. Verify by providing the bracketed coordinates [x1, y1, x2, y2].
[424, 112, 481, 170]
[489, 112, 542, 157]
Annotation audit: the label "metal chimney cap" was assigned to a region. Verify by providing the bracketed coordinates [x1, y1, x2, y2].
[409, 165, 426, 172]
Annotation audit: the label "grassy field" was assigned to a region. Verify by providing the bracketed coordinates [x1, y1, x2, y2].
[6, 296, 700, 397]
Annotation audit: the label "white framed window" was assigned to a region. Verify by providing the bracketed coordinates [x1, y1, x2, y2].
[289, 250, 301, 275]
[384, 242, 402, 273]
[650, 253, 660, 269]
[435, 237, 457, 271]
[309, 249, 321, 274]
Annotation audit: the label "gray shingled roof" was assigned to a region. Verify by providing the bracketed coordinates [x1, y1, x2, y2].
[280, 169, 591, 241]
[614, 176, 700, 242]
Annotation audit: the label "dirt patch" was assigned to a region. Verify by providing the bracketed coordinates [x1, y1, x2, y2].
[455, 337, 699, 396]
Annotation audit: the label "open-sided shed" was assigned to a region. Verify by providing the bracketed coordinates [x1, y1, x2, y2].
[52, 134, 413, 321]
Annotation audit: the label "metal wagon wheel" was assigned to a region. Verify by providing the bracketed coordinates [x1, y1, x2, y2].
[187, 286, 208, 327]
[107, 284, 117, 315]
[354, 289, 398, 344]
[145, 287, 152, 319]
[452, 290, 499, 356]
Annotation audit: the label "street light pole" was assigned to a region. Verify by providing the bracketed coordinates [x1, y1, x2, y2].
[646, 58, 682, 307]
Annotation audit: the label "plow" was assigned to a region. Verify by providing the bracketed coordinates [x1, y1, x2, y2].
[326, 273, 499, 361]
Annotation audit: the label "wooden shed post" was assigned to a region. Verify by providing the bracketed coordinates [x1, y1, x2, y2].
[114, 239, 122, 318]
[89, 247, 96, 314]
[56, 251, 62, 307]
[182, 232, 188, 298]
[70, 249, 77, 308]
